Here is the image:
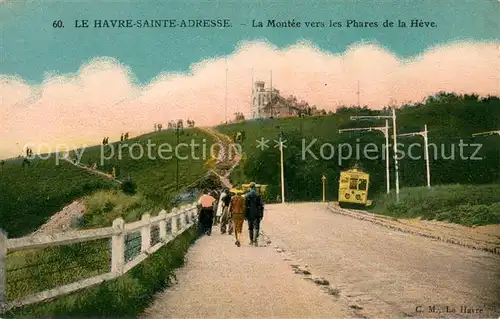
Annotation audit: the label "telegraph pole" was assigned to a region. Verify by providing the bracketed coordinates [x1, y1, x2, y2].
[339, 123, 391, 194]
[472, 130, 500, 137]
[350, 108, 400, 201]
[270, 70, 273, 117]
[176, 125, 180, 191]
[398, 124, 431, 188]
[356, 80, 360, 107]
[392, 107, 400, 202]
[385, 120, 390, 194]
[225, 62, 228, 124]
[278, 131, 285, 203]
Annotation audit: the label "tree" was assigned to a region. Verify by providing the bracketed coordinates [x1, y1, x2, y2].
[121, 176, 136, 195]
[234, 112, 245, 121]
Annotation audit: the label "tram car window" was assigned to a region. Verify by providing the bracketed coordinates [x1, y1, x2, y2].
[349, 178, 358, 190]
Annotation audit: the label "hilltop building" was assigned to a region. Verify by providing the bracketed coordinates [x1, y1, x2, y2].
[251, 81, 324, 119]
[251, 81, 273, 118]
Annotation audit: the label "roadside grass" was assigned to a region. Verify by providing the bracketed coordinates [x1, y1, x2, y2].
[4, 190, 156, 309]
[370, 184, 500, 226]
[3, 189, 199, 318]
[5, 227, 198, 318]
[2, 128, 216, 317]
[81, 190, 160, 229]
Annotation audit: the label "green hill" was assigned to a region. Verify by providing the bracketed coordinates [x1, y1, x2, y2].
[0, 128, 215, 238]
[216, 92, 500, 225]
[75, 128, 215, 206]
[0, 157, 115, 238]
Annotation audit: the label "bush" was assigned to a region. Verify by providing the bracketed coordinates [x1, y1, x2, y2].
[434, 203, 500, 226]
[121, 177, 137, 195]
[371, 184, 500, 226]
[82, 190, 157, 228]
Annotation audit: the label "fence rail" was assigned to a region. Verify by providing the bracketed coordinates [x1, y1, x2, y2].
[0, 203, 199, 313]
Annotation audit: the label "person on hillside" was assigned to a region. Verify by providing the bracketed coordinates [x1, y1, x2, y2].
[245, 182, 264, 246]
[197, 189, 216, 236]
[229, 189, 245, 247]
[219, 188, 233, 234]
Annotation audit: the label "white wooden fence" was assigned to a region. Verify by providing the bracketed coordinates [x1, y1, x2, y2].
[0, 203, 199, 312]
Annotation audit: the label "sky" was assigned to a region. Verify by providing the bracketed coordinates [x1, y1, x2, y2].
[1, 0, 499, 159]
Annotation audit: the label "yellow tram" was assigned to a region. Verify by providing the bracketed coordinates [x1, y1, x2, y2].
[336, 167, 372, 207]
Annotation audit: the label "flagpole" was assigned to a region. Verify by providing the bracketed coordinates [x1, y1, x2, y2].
[225, 59, 228, 124]
[270, 70, 273, 117]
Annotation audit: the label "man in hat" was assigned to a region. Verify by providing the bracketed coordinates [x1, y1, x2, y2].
[228, 188, 245, 246]
[245, 182, 264, 246]
[197, 189, 216, 235]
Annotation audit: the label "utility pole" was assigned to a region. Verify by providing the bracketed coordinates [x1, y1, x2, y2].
[339, 122, 391, 194]
[270, 70, 273, 117]
[385, 120, 390, 194]
[176, 125, 180, 191]
[278, 131, 285, 203]
[225, 62, 228, 124]
[472, 130, 500, 137]
[392, 107, 400, 202]
[356, 80, 360, 107]
[398, 124, 431, 188]
[350, 107, 400, 202]
[250, 67, 254, 118]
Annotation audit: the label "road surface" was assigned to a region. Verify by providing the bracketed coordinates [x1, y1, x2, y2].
[142, 203, 500, 318]
[141, 223, 350, 318]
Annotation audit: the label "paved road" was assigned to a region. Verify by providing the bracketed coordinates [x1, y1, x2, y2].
[142, 203, 500, 318]
[262, 203, 500, 318]
[141, 224, 351, 318]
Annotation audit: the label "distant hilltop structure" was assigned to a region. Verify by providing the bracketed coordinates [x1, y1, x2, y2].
[251, 81, 326, 119]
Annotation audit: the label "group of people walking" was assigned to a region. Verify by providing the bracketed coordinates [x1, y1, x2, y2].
[196, 182, 264, 247]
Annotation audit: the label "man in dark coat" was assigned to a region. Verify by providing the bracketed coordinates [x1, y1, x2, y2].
[244, 182, 264, 246]
[197, 189, 216, 236]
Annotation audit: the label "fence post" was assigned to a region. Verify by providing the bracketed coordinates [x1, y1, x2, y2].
[191, 204, 198, 223]
[184, 205, 191, 227]
[171, 208, 178, 235]
[158, 210, 167, 241]
[185, 207, 192, 226]
[111, 218, 125, 275]
[179, 211, 186, 231]
[141, 213, 151, 252]
[182, 205, 188, 228]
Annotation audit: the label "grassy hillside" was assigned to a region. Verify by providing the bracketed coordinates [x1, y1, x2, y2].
[3, 127, 216, 316]
[75, 128, 215, 207]
[0, 157, 115, 238]
[216, 93, 500, 225]
[0, 128, 215, 238]
[370, 184, 500, 226]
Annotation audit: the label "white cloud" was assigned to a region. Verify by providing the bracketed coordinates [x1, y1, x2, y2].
[1, 40, 498, 159]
